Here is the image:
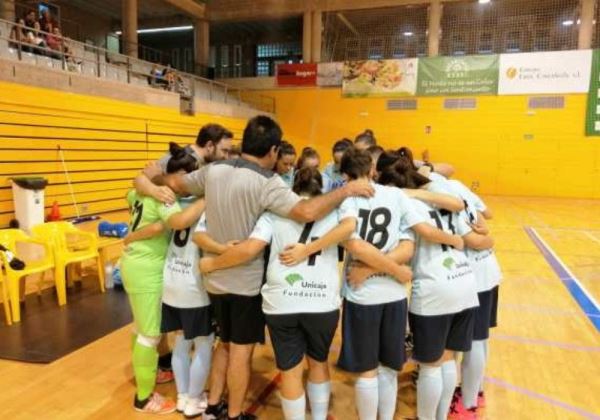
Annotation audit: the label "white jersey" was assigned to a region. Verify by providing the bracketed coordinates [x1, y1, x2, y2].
[447, 180, 502, 292]
[162, 198, 210, 308]
[250, 209, 351, 315]
[340, 183, 426, 305]
[406, 198, 479, 316]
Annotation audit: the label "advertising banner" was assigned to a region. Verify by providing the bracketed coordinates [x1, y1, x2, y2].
[417, 55, 499, 96]
[586, 50, 600, 136]
[276, 63, 317, 87]
[499, 50, 592, 95]
[317, 62, 344, 86]
[342, 59, 418, 97]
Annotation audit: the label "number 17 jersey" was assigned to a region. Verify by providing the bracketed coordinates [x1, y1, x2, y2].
[340, 183, 426, 306]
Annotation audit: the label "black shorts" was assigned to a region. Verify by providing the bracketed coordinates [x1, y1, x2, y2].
[337, 299, 407, 373]
[161, 304, 213, 340]
[473, 287, 500, 340]
[409, 308, 475, 364]
[209, 293, 265, 345]
[266, 310, 339, 371]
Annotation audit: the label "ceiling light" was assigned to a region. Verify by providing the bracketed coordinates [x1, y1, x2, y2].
[115, 25, 194, 35]
[478, 0, 491, 4]
[562, 20, 574, 26]
[403, 31, 414, 37]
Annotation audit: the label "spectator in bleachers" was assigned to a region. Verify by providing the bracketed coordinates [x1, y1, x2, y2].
[149, 65, 168, 88]
[45, 24, 64, 59]
[26, 21, 49, 54]
[9, 18, 28, 50]
[40, 9, 55, 33]
[24, 10, 37, 29]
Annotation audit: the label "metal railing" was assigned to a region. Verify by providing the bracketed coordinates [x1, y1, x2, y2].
[0, 17, 275, 113]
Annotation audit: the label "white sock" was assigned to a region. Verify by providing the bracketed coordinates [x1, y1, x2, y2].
[280, 394, 306, 420]
[355, 377, 378, 420]
[189, 334, 214, 398]
[436, 361, 458, 420]
[481, 339, 489, 392]
[306, 381, 330, 420]
[377, 366, 398, 420]
[462, 340, 486, 408]
[172, 334, 193, 395]
[417, 365, 442, 420]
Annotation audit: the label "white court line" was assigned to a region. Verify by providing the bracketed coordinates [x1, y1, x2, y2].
[583, 231, 600, 246]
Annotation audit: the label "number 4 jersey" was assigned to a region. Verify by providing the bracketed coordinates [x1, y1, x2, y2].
[162, 197, 210, 309]
[405, 198, 479, 316]
[340, 183, 427, 306]
[250, 209, 353, 315]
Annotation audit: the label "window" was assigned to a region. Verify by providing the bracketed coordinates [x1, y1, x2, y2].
[256, 60, 269, 76]
[233, 45, 242, 78]
[220, 45, 229, 78]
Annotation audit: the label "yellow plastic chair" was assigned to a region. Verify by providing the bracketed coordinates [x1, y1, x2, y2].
[0, 229, 55, 324]
[32, 222, 105, 308]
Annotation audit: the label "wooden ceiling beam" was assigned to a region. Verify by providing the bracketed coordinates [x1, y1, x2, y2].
[163, 0, 205, 19]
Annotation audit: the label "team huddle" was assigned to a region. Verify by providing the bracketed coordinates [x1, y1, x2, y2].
[120, 116, 502, 420]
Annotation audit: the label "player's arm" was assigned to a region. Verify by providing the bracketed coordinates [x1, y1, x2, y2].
[431, 163, 455, 178]
[200, 239, 268, 273]
[287, 181, 374, 222]
[481, 208, 493, 219]
[412, 223, 464, 250]
[193, 232, 239, 255]
[463, 231, 494, 250]
[470, 212, 490, 236]
[134, 161, 177, 204]
[124, 222, 165, 245]
[343, 239, 412, 284]
[166, 199, 205, 230]
[404, 189, 464, 212]
[346, 240, 414, 288]
[279, 217, 357, 266]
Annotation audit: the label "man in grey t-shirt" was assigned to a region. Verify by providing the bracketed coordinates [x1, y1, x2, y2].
[155, 116, 373, 420]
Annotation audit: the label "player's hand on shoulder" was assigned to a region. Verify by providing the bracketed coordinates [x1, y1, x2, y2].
[152, 185, 176, 205]
[343, 180, 374, 198]
[470, 222, 489, 236]
[199, 257, 214, 274]
[279, 243, 309, 266]
[143, 161, 163, 180]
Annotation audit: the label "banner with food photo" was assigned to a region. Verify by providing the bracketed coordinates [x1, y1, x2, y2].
[317, 62, 344, 87]
[342, 59, 419, 97]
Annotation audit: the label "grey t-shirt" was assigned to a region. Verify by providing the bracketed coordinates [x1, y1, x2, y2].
[183, 158, 301, 296]
[158, 145, 203, 173]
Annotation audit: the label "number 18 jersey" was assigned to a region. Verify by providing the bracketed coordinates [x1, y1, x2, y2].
[340, 183, 426, 306]
[405, 198, 479, 316]
[250, 208, 353, 315]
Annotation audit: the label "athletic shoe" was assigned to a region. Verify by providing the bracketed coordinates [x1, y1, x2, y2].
[184, 393, 209, 418]
[448, 395, 477, 420]
[202, 400, 228, 420]
[134, 392, 177, 415]
[177, 394, 189, 413]
[155, 368, 174, 384]
[477, 391, 486, 408]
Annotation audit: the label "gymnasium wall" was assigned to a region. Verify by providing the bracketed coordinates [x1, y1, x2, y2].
[0, 81, 246, 228]
[264, 88, 600, 199]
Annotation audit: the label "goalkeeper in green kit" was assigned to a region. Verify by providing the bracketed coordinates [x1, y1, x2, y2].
[121, 143, 205, 414]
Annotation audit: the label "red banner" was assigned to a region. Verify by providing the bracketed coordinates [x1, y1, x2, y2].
[276, 63, 317, 87]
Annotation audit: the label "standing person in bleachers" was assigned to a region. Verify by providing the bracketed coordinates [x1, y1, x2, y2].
[322, 138, 353, 193]
[24, 10, 37, 28]
[134, 123, 233, 204]
[121, 145, 207, 414]
[275, 141, 297, 187]
[155, 115, 375, 420]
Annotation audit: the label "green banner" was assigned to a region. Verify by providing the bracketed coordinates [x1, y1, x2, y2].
[417, 55, 499, 96]
[586, 50, 600, 136]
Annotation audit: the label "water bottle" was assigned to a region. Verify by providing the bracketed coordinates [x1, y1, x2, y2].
[104, 262, 114, 289]
[112, 261, 123, 289]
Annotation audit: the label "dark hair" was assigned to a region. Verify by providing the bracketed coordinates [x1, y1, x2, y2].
[340, 148, 372, 180]
[367, 145, 384, 159]
[379, 157, 430, 189]
[397, 146, 418, 170]
[229, 144, 241, 158]
[293, 167, 323, 197]
[355, 129, 377, 147]
[376, 150, 400, 173]
[296, 147, 320, 170]
[332, 138, 353, 154]
[241, 116, 283, 158]
[196, 124, 232, 148]
[278, 141, 296, 158]
[166, 142, 197, 174]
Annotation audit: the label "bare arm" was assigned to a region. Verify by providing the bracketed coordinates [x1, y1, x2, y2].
[412, 223, 464, 250]
[287, 181, 374, 223]
[481, 208, 493, 219]
[405, 189, 464, 212]
[124, 222, 165, 245]
[193, 232, 228, 255]
[279, 217, 357, 266]
[166, 199, 205, 230]
[200, 239, 267, 273]
[470, 212, 490, 236]
[346, 240, 414, 288]
[344, 239, 412, 284]
[463, 231, 494, 251]
[134, 161, 176, 204]
[432, 163, 455, 178]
